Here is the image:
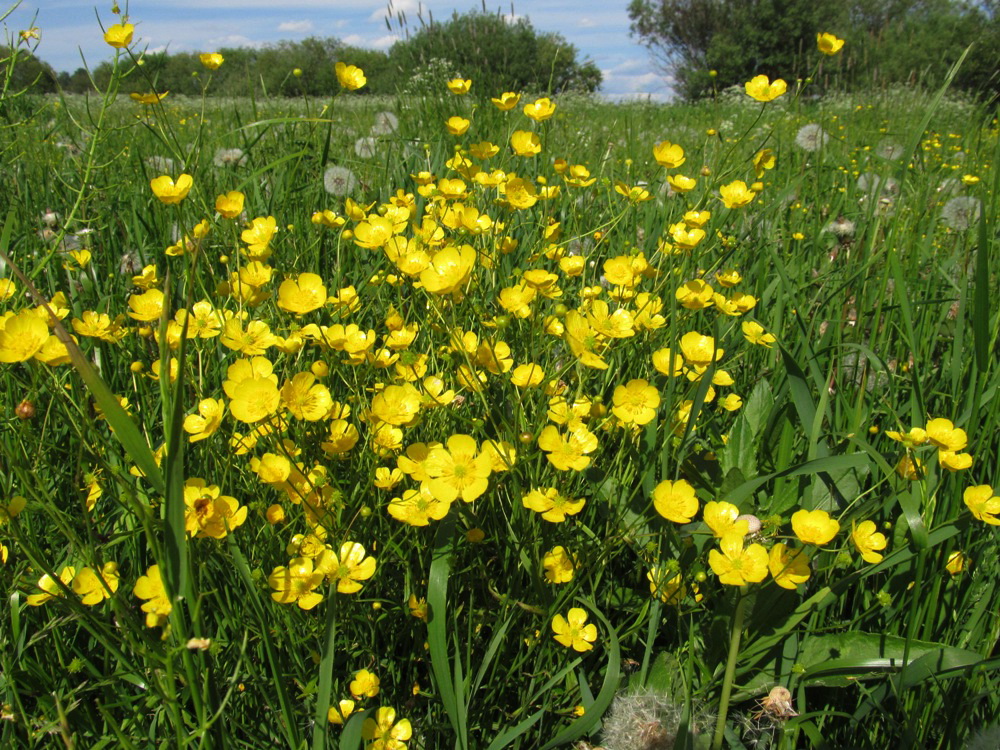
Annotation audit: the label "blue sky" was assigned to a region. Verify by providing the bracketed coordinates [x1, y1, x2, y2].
[6, 0, 672, 99]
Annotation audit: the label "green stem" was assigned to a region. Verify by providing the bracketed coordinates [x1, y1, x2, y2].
[311, 585, 339, 750]
[712, 588, 747, 750]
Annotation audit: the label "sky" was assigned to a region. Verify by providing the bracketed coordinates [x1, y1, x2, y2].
[5, 0, 673, 100]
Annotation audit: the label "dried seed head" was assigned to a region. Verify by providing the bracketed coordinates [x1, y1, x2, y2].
[15, 400, 35, 420]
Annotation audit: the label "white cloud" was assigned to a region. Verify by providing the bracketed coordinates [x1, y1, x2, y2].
[207, 34, 260, 48]
[577, 18, 597, 28]
[278, 21, 314, 33]
[370, 0, 422, 22]
[370, 33, 400, 50]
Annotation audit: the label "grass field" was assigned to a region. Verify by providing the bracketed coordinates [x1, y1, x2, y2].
[1, 27, 999, 750]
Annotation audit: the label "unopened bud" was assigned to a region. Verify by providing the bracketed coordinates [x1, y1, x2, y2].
[15, 400, 35, 420]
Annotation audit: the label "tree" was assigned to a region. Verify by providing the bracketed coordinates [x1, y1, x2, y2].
[629, 0, 999, 100]
[628, 0, 842, 99]
[387, 10, 602, 94]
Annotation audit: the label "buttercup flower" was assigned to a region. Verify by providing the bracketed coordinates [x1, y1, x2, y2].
[424, 434, 492, 503]
[150, 174, 193, 205]
[523, 97, 556, 121]
[104, 23, 133, 48]
[361, 706, 411, 750]
[709, 533, 769, 586]
[328, 699, 356, 725]
[551, 607, 598, 651]
[134, 564, 173, 627]
[492, 91, 520, 110]
[72, 562, 120, 605]
[851, 520, 888, 563]
[335, 62, 366, 91]
[652, 479, 699, 523]
[720, 180, 756, 209]
[26, 566, 75, 606]
[350, 668, 380, 698]
[446, 78, 471, 94]
[768, 543, 810, 590]
[647, 566, 686, 605]
[817, 32, 845, 55]
[445, 116, 470, 136]
[744, 74, 787, 102]
[791, 509, 840, 546]
[703, 501, 750, 538]
[522, 487, 585, 522]
[277, 273, 327, 315]
[964, 485, 1000, 525]
[612, 379, 660, 425]
[268, 557, 325, 610]
[316, 541, 377, 593]
[511, 130, 541, 157]
[653, 140, 685, 168]
[199, 52, 224, 69]
[215, 191, 244, 219]
[543, 545, 576, 583]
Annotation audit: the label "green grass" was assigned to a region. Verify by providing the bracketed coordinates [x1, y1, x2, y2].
[0, 31, 998, 750]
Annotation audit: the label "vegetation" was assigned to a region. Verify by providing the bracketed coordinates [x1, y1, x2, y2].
[628, 0, 1000, 100]
[1, 11, 999, 750]
[53, 10, 600, 98]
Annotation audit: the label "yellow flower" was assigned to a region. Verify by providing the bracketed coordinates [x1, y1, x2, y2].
[945, 550, 967, 575]
[709, 533, 769, 585]
[0, 311, 50, 362]
[543, 545, 576, 583]
[742, 321, 776, 347]
[768, 543, 810, 589]
[268, 557, 325, 610]
[370, 383, 421, 426]
[652, 479, 699, 523]
[523, 97, 556, 121]
[277, 273, 327, 315]
[419, 244, 476, 297]
[647, 566, 686, 605]
[388, 485, 451, 526]
[104, 22, 134, 48]
[130, 91, 168, 104]
[703, 501, 750, 538]
[350, 668, 381, 698]
[183, 398, 225, 442]
[316, 542, 377, 593]
[939, 450, 973, 471]
[445, 116, 470, 135]
[424, 434, 493, 503]
[328, 699, 356, 725]
[612, 379, 660, 425]
[361, 706, 412, 750]
[614, 181, 652, 202]
[895, 454, 923, 480]
[667, 174, 697, 193]
[215, 191, 244, 219]
[242, 216, 278, 258]
[26, 566, 75, 606]
[229, 377, 280, 423]
[564, 310, 608, 370]
[126, 289, 165, 322]
[501, 176, 538, 210]
[676, 279, 714, 310]
[552, 607, 597, 651]
[522, 487, 585, 523]
[964, 485, 1000, 525]
[510, 130, 541, 157]
[720, 180, 756, 209]
[183, 478, 246, 539]
[134, 564, 173, 627]
[150, 174, 193, 205]
[72, 562, 120, 605]
[817, 32, 845, 55]
[492, 91, 521, 110]
[510, 362, 546, 388]
[753, 149, 776, 177]
[679, 331, 722, 367]
[335, 61, 366, 91]
[537, 423, 599, 472]
[652, 140, 685, 168]
[925, 418, 967, 452]
[791, 508, 840, 546]
[199, 52, 224, 69]
[281, 373, 333, 421]
[851, 520, 887, 563]
[446, 78, 471, 94]
[744, 74, 787, 102]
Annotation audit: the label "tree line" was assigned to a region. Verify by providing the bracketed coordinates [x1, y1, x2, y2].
[5, 11, 602, 98]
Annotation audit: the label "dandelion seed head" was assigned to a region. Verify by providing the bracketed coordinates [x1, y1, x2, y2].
[941, 196, 980, 231]
[323, 165, 359, 196]
[795, 124, 828, 152]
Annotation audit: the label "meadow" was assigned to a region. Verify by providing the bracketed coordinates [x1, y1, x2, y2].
[0, 22, 998, 750]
